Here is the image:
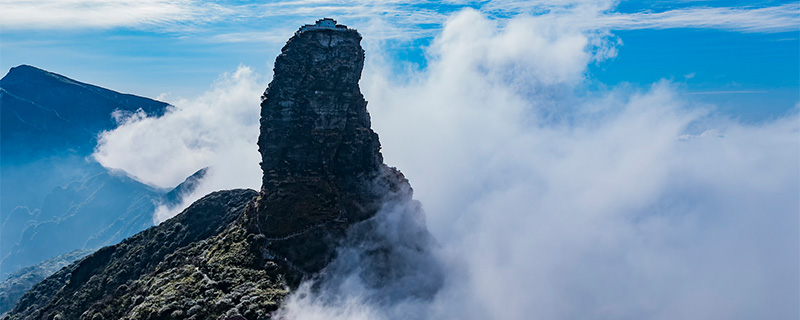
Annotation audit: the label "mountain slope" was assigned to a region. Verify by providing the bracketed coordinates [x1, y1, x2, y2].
[7, 189, 260, 319]
[2, 169, 161, 274]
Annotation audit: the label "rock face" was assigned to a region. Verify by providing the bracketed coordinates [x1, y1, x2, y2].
[3, 19, 429, 320]
[255, 21, 408, 274]
[258, 23, 380, 181]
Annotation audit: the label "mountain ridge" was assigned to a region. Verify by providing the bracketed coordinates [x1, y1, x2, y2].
[0, 64, 168, 161]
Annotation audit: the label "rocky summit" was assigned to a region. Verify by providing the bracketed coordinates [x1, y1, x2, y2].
[3, 19, 429, 320]
[255, 19, 409, 275]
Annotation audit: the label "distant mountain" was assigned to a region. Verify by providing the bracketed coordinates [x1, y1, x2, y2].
[0, 65, 167, 162]
[3, 20, 440, 320]
[2, 168, 162, 274]
[0, 250, 92, 316]
[0, 66, 205, 284]
[162, 167, 208, 208]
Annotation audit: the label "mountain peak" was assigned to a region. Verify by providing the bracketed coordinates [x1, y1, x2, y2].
[6, 64, 47, 76]
[6, 64, 63, 78]
[0, 65, 169, 161]
[296, 18, 352, 34]
[4, 65, 99, 93]
[258, 16, 378, 185]
[254, 20, 404, 274]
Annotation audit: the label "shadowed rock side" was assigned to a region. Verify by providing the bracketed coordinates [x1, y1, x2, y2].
[4, 20, 439, 320]
[255, 21, 408, 276]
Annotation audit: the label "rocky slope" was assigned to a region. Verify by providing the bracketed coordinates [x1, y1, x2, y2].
[4, 19, 437, 320]
[6, 190, 263, 320]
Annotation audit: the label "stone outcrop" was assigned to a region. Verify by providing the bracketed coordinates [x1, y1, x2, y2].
[255, 20, 409, 274]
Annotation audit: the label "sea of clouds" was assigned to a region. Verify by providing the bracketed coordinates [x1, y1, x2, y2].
[93, 8, 799, 320]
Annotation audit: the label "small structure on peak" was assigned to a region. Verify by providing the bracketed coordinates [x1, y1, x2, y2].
[296, 18, 349, 34]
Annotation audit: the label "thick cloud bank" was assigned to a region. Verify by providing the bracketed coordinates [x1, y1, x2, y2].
[282, 9, 799, 320]
[93, 8, 798, 319]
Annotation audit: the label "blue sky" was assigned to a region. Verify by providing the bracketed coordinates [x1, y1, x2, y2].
[1, 1, 797, 121]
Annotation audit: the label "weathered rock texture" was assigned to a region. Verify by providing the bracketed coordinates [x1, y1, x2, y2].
[255, 22, 409, 275]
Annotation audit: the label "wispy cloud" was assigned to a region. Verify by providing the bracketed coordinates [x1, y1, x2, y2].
[1, 0, 796, 36]
[203, 31, 295, 44]
[688, 90, 769, 95]
[0, 0, 223, 30]
[595, 3, 800, 33]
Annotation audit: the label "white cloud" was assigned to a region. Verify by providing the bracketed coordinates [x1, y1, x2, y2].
[93, 66, 265, 222]
[1, 0, 796, 35]
[250, 1, 800, 40]
[595, 3, 800, 33]
[0, 0, 225, 30]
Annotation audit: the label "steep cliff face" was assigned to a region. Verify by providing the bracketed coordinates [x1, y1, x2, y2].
[4, 19, 428, 320]
[258, 26, 380, 180]
[255, 22, 409, 275]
